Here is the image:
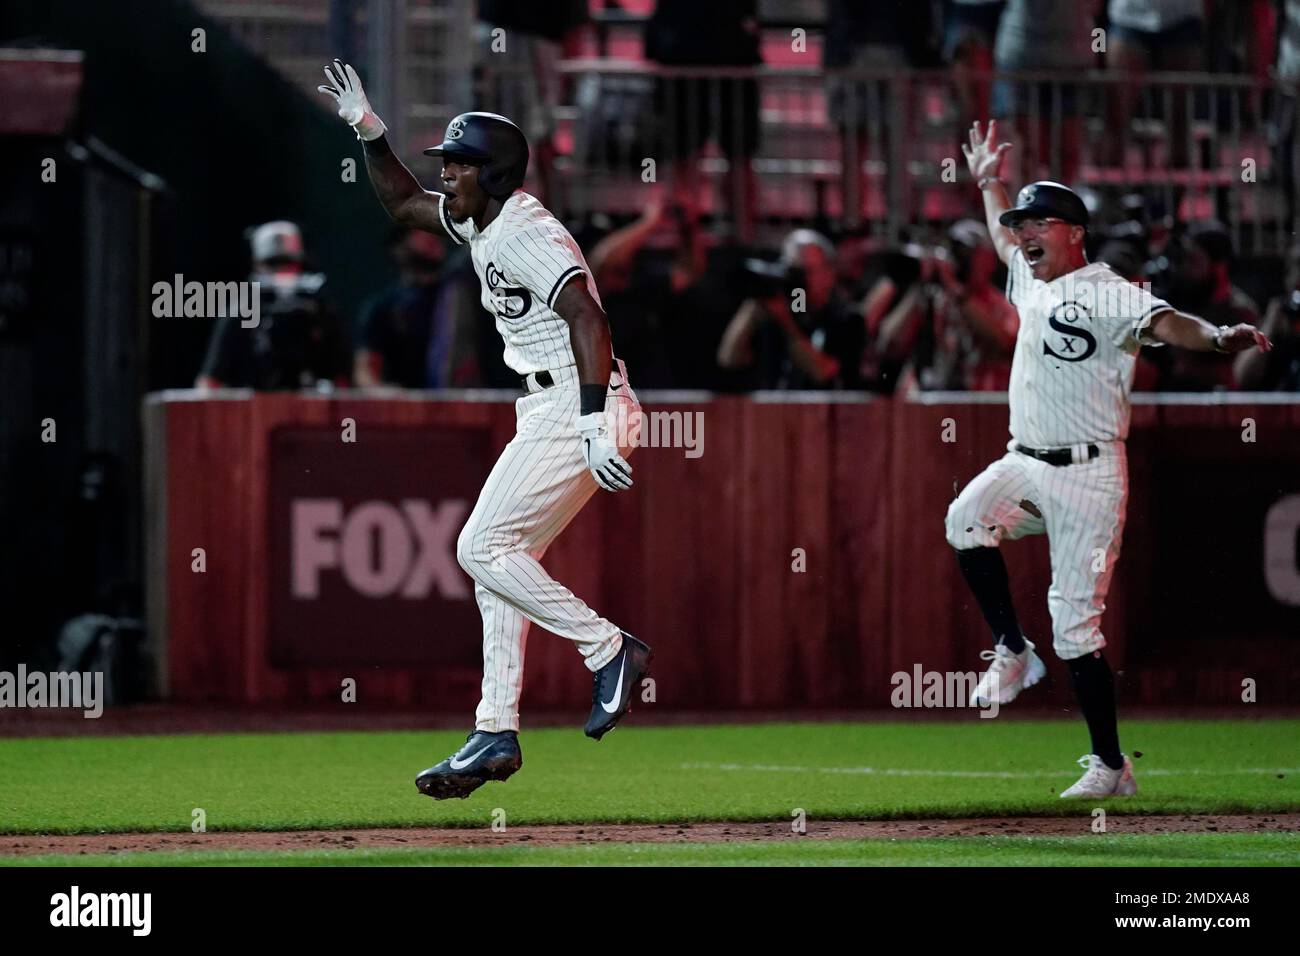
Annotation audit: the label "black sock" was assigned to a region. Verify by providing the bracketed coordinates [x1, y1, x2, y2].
[1066, 651, 1123, 770]
[954, 547, 1026, 653]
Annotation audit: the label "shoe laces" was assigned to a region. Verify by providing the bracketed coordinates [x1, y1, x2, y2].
[444, 731, 478, 760]
[978, 645, 1017, 671]
[1073, 754, 1114, 784]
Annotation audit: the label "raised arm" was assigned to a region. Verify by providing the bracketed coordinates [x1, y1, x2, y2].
[318, 60, 443, 233]
[961, 120, 1018, 265]
[588, 200, 664, 291]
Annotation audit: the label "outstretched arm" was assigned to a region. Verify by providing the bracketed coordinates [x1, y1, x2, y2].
[961, 120, 1018, 265]
[318, 60, 443, 232]
[1146, 308, 1272, 354]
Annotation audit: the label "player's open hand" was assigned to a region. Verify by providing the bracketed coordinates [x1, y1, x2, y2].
[317, 60, 387, 141]
[1216, 323, 1273, 354]
[962, 120, 1012, 183]
[576, 412, 633, 492]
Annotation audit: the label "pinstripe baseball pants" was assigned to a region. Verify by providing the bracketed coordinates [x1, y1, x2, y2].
[944, 442, 1129, 660]
[457, 362, 638, 733]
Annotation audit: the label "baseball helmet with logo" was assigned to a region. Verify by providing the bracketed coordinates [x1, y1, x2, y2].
[424, 112, 529, 199]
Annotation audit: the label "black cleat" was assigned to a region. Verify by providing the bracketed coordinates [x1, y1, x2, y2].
[415, 730, 522, 800]
[584, 632, 653, 740]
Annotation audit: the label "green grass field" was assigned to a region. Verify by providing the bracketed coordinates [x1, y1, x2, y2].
[2, 719, 1297, 866]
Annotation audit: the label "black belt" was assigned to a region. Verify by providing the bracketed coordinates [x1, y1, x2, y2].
[1014, 443, 1098, 466]
[525, 361, 621, 391]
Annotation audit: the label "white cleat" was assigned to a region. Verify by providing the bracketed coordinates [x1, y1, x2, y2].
[1060, 754, 1138, 799]
[969, 640, 1046, 707]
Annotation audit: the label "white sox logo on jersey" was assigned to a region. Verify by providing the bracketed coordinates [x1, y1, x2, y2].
[1043, 300, 1098, 362]
[485, 261, 532, 319]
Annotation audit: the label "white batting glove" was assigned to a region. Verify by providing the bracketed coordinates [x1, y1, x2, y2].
[576, 413, 633, 492]
[317, 59, 387, 141]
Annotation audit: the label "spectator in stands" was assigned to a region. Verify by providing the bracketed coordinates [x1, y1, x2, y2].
[1096, 237, 1162, 390]
[717, 229, 864, 389]
[1235, 241, 1300, 390]
[587, 196, 707, 388]
[942, 1, 1007, 154]
[645, 0, 762, 242]
[825, 0, 937, 228]
[1100, 0, 1206, 170]
[353, 227, 461, 389]
[1156, 222, 1259, 390]
[475, 0, 590, 207]
[196, 221, 349, 391]
[1274, 0, 1300, 237]
[992, 0, 1099, 185]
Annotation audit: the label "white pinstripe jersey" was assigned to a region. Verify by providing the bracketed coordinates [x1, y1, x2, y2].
[1005, 248, 1170, 447]
[437, 190, 599, 375]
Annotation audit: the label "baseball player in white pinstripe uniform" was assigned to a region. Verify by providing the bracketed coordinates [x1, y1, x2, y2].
[952, 122, 1271, 798]
[320, 62, 652, 800]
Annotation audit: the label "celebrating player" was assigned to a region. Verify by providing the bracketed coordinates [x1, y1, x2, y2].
[950, 121, 1270, 798]
[319, 61, 653, 800]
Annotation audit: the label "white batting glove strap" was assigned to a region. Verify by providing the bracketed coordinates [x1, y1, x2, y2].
[576, 412, 633, 492]
[317, 59, 388, 142]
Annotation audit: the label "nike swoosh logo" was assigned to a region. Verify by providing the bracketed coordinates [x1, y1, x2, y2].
[600, 658, 626, 713]
[611, 383, 624, 391]
[448, 743, 492, 770]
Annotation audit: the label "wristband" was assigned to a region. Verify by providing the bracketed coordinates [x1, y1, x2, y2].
[977, 176, 1003, 190]
[362, 134, 393, 158]
[579, 384, 607, 417]
[1213, 325, 1230, 353]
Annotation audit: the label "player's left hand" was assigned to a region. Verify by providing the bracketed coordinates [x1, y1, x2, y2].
[1217, 323, 1272, 354]
[576, 413, 633, 492]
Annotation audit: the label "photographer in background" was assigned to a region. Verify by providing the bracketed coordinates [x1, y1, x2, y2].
[908, 220, 1018, 393]
[1235, 242, 1300, 391]
[861, 222, 1017, 394]
[196, 221, 349, 391]
[587, 197, 706, 389]
[353, 227, 457, 389]
[716, 229, 864, 389]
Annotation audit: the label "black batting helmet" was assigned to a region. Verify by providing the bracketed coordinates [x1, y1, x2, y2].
[424, 112, 529, 199]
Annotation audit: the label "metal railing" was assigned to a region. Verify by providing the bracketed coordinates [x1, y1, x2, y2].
[543, 62, 1298, 253]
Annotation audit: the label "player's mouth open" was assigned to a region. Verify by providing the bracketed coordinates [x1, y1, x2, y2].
[1023, 242, 1045, 266]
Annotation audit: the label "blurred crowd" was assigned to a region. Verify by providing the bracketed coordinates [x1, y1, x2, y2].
[195, 203, 1300, 395]
[192, 0, 1300, 395]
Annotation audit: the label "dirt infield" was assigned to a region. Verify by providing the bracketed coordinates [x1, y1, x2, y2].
[4, 813, 1297, 858]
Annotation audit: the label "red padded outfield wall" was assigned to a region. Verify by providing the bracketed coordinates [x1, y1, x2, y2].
[144, 392, 1300, 710]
